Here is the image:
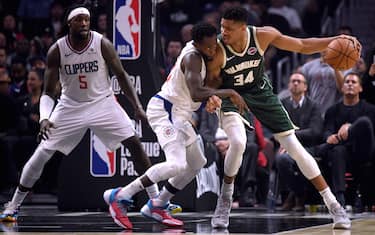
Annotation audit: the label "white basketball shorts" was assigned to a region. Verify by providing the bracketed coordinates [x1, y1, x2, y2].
[146, 95, 198, 149]
[40, 95, 135, 155]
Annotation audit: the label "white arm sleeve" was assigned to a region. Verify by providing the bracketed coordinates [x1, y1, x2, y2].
[39, 95, 55, 122]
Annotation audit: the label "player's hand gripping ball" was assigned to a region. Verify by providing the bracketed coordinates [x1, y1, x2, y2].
[323, 36, 361, 70]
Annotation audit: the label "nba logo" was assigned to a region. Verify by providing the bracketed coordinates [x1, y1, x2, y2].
[113, 0, 141, 60]
[90, 131, 116, 177]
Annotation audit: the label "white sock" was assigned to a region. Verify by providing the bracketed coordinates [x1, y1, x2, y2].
[319, 187, 338, 208]
[145, 184, 159, 199]
[11, 188, 28, 207]
[157, 187, 174, 205]
[117, 178, 144, 199]
[221, 181, 234, 199]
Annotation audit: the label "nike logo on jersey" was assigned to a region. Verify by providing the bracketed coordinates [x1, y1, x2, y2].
[64, 52, 73, 57]
[226, 56, 235, 61]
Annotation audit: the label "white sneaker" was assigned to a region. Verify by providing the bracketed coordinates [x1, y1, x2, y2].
[211, 195, 232, 228]
[329, 203, 351, 229]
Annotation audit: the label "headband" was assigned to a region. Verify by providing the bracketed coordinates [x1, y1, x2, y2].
[67, 7, 90, 21]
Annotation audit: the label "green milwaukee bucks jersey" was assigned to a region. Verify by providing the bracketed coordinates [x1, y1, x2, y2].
[219, 26, 267, 91]
[218, 26, 294, 134]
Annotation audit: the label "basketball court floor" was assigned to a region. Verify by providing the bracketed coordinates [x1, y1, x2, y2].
[1, 205, 375, 235]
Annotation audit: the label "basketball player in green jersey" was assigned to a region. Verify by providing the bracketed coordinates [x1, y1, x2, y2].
[206, 6, 361, 230]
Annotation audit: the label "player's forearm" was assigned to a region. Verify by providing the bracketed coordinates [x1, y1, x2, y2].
[190, 86, 235, 102]
[299, 36, 338, 54]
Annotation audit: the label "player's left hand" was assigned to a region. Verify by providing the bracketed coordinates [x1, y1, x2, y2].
[206, 95, 222, 113]
[37, 119, 55, 142]
[134, 106, 148, 123]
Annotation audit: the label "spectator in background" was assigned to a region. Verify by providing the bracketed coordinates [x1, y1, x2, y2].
[202, 11, 220, 30]
[7, 38, 30, 66]
[0, 47, 8, 67]
[49, 1, 65, 39]
[40, 27, 55, 56]
[268, 0, 303, 35]
[0, 33, 7, 50]
[180, 24, 193, 45]
[29, 56, 46, 71]
[276, 72, 323, 211]
[319, 72, 375, 207]
[27, 37, 45, 69]
[162, 39, 182, 79]
[158, 0, 202, 40]
[344, 57, 367, 78]
[17, 68, 44, 137]
[14, 68, 44, 175]
[17, 0, 54, 38]
[361, 45, 375, 104]
[2, 14, 24, 52]
[302, 0, 324, 37]
[0, 65, 19, 200]
[300, 53, 344, 117]
[9, 57, 28, 98]
[96, 13, 108, 38]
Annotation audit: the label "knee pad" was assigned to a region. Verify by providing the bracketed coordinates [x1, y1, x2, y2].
[186, 136, 207, 171]
[20, 147, 55, 188]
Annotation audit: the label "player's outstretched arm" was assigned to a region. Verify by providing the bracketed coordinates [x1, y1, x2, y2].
[257, 26, 360, 55]
[101, 37, 147, 122]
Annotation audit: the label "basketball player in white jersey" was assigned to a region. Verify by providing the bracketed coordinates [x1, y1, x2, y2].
[0, 5, 169, 223]
[103, 22, 248, 228]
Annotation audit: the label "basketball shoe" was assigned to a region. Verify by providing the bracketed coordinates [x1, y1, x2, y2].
[211, 195, 232, 228]
[103, 188, 133, 229]
[329, 203, 351, 229]
[0, 202, 19, 222]
[141, 199, 183, 227]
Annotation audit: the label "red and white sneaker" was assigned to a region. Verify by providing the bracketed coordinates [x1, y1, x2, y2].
[141, 199, 183, 227]
[103, 188, 133, 229]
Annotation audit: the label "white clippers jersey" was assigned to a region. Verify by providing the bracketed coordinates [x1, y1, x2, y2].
[57, 31, 112, 103]
[159, 41, 206, 112]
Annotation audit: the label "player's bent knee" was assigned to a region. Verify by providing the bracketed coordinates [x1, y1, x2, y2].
[146, 161, 186, 183]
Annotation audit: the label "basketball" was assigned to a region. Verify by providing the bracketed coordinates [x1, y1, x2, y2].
[323, 37, 361, 70]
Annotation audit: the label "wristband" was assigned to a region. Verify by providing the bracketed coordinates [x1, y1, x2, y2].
[39, 95, 55, 123]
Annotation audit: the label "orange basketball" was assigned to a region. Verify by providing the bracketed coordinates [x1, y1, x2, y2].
[323, 37, 361, 70]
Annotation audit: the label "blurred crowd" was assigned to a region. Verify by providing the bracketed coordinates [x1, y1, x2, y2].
[1, 0, 375, 212]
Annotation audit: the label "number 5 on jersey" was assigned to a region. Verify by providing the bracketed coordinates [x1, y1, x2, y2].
[79, 75, 88, 89]
[234, 71, 254, 86]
